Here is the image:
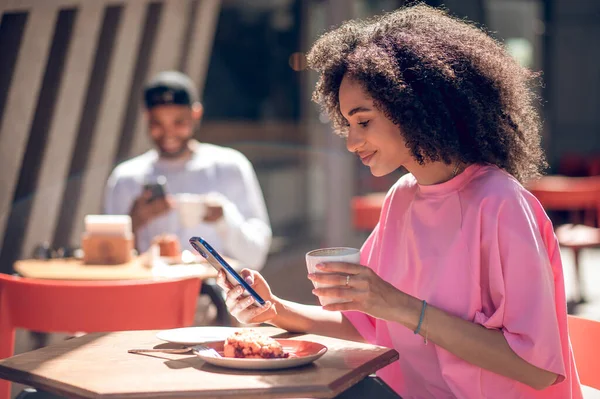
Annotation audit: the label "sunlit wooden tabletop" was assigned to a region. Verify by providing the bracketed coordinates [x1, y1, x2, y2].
[0, 327, 399, 398]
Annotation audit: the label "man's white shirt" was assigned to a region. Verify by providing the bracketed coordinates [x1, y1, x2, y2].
[104, 142, 272, 270]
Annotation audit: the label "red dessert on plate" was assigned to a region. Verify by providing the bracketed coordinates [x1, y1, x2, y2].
[223, 329, 289, 359]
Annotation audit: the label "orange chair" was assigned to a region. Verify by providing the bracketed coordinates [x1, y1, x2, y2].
[558, 154, 590, 177]
[352, 192, 386, 231]
[589, 156, 600, 176]
[527, 175, 600, 302]
[558, 153, 600, 177]
[0, 274, 200, 399]
[568, 315, 600, 390]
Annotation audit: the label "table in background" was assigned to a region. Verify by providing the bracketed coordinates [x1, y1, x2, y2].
[13, 256, 223, 281]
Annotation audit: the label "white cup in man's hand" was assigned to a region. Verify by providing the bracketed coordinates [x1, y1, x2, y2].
[306, 247, 360, 306]
[176, 193, 207, 229]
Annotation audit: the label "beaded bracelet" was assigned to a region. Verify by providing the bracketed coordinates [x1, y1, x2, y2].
[414, 300, 427, 335]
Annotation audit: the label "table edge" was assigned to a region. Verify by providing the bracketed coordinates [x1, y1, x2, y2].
[326, 348, 399, 396]
[0, 361, 335, 399]
[0, 364, 95, 399]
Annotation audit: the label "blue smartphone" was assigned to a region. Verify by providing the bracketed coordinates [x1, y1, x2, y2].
[188, 236, 265, 307]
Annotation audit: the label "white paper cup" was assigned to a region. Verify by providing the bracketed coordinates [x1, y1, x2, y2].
[84, 215, 132, 236]
[306, 247, 360, 306]
[176, 194, 207, 229]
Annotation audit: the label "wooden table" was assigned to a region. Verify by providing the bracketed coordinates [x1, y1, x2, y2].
[13, 256, 222, 281]
[0, 328, 399, 399]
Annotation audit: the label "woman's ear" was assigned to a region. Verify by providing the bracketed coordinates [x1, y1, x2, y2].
[192, 102, 204, 121]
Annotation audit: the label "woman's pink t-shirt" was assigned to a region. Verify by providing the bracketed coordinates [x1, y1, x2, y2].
[344, 164, 582, 398]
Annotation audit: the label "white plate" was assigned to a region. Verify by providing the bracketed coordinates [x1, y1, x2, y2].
[156, 327, 242, 345]
[194, 339, 328, 370]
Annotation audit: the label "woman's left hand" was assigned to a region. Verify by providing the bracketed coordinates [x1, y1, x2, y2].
[308, 262, 408, 321]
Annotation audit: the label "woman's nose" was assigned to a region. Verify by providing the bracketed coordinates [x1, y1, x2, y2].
[346, 128, 363, 153]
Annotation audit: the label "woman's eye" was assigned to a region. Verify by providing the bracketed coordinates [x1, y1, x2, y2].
[358, 120, 370, 128]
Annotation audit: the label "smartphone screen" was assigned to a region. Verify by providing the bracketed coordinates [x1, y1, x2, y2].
[143, 175, 166, 202]
[189, 236, 265, 307]
[143, 183, 165, 201]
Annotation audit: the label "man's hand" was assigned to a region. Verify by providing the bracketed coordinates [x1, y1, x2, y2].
[129, 190, 173, 233]
[203, 203, 224, 222]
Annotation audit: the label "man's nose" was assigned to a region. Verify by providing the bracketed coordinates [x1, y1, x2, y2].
[161, 126, 177, 137]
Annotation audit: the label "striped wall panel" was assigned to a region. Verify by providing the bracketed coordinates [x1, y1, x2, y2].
[22, 1, 106, 260]
[0, 4, 59, 260]
[59, 1, 149, 248]
[0, 0, 221, 273]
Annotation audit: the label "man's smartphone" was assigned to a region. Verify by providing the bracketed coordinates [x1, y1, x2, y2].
[189, 236, 266, 307]
[143, 176, 166, 202]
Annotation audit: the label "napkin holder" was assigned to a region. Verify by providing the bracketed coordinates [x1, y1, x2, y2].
[82, 215, 134, 265]
[82, 233, 134, 265]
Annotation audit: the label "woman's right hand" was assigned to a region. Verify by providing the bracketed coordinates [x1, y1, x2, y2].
[216, 269, 278, 325]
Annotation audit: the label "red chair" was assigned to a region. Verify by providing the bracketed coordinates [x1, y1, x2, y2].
[351, 192, 386, 231]
[588, 156, 600, 176]
[527, 176, 600, 302]
[0, 275, 200, 399]
[558, 154, 590, 177]
[558, 153, 600, 177]
[568, 315, 600, 390]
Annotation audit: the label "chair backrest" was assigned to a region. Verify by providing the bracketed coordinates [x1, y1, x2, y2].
[352, 192, 386, 231]
[558, 154, 600, 177]
[0, 274, 200, 356]
[0, 274, 200, 398]
[527, 176, 600, 225]
[589, 156, 600, 176]
[568, 315, 600, 389]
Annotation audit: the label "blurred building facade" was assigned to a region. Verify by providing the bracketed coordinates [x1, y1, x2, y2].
[0, 0, 599, 273]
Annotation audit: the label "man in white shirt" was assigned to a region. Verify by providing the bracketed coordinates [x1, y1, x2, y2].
[104, 71, 271, 270]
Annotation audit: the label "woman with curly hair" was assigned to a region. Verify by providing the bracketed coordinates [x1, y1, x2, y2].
[216, 4, 582, 398]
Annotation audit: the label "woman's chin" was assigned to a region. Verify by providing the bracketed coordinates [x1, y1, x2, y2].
[369, 165, 392, 177]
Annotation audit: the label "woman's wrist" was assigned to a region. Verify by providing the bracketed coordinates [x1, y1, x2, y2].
[269, 295, 290, 328]
[268, 295, 315, 333]
[389, 290, 425, 331]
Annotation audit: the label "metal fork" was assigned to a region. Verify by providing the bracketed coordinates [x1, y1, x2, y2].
[193, 345, 222, 358]
[128, 347, 193, 354]
[128, 345, 222, 358]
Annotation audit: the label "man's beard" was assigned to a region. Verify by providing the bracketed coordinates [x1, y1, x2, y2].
[157, 138, 190, 159]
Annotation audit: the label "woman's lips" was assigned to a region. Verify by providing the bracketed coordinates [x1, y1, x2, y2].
[359, 151, 376, 165]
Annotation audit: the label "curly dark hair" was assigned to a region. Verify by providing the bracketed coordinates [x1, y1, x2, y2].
[307, 4, 546, 183]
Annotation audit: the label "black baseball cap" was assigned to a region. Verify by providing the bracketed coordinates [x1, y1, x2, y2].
[143, 70, 199, 109]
